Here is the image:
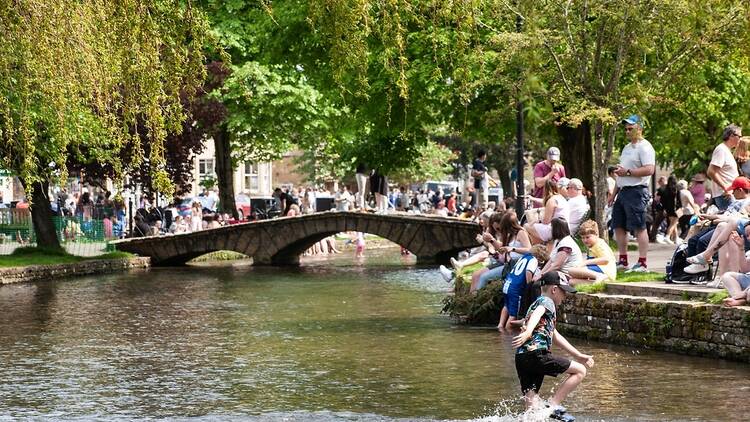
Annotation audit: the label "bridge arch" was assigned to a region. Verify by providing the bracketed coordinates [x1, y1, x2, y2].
[113, 212, 481, 266]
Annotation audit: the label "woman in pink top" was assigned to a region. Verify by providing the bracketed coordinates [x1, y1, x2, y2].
[525, 179, 569, 244]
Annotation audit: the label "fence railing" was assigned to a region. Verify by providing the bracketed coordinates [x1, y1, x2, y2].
[0, 208, 123, 256]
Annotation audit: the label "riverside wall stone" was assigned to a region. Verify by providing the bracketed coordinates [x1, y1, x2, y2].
[0, 257, 151, 285]
[558, 293, 750, 362]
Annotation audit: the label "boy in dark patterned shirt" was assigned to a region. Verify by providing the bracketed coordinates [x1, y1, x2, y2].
[512, 272, 595, 422]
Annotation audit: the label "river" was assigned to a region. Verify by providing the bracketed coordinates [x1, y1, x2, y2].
[0, 248, 748, 421]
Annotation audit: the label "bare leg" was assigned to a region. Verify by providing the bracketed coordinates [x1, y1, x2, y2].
[523, 391, 541, 410]
[615, 227, 628, 257]
[635, 228, 649, 261]
[504, 316, 517, 332]
[567, 267, 607, 283]
[719, 242, 741, 275]
[666, 216, 679, 242]
[700, 221, 733, 262]
[721, 272, 746, 298]
[457, 251, 489, 268]
[549, 361, 587, 406]
[497, 307, 509, 331]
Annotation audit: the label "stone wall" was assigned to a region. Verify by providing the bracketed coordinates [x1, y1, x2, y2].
[558, 293, 750, 362]
[0, 257, 151, 285]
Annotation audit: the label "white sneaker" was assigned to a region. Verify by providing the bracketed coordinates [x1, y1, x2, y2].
[684, 263, 709, 274]
[665, 238, 675, 245]
[438, 265, 454, 282]
[625, 262, 648, 273]
[706, 277, 723, 288]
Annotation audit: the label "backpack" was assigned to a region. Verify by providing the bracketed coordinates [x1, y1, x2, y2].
[665, 243, 711, 284]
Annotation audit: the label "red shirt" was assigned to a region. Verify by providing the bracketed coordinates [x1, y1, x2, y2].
[532, 160, 566, 198]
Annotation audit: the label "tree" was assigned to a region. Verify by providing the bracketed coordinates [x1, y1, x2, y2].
[0, 0, 211, 248]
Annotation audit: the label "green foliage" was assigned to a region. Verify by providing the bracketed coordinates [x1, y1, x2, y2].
[616, 271, 665, 283]
[190, 250, 248, 262]
[706, 291, 729, 305]
[441, 281, 504, 325]
[389, 141, 457, 185]
[0, 0, 213, 196]
[575, 282, 607, 294]
[218, 61, 340, 164]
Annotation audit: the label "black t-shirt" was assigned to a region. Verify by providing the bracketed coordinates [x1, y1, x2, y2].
[659, 186, 677, 214]
[473, 159, 487, 188]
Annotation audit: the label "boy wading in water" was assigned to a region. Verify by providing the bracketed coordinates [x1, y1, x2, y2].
[511, 272, 594, 422]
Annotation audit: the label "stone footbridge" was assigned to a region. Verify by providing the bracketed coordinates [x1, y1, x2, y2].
[112, 211, 482, 266]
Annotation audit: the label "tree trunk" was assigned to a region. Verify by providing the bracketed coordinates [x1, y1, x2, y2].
[557, 119, 594, 194]
[214, 128, 238, 219]
[592, 120, 617, 241]
[23, 179, 62, 250]
[498, 169, 512, 202]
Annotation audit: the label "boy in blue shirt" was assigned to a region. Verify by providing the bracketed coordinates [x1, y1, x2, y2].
[498, 244, 549, 331]
[512, 272, 594, 422]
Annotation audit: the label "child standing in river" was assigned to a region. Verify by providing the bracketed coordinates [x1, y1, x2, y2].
[512, 272, 594, 422]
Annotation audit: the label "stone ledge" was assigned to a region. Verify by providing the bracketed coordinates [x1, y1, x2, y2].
[0, 257, 151, 285]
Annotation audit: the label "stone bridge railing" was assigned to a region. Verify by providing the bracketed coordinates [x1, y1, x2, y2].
[112, 211, 482, 266]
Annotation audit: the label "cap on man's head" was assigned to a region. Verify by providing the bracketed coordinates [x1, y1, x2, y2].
[622, 115, 643, 126]
[557, 177, 570, 188]
[547, 147, 561, 160]
[729, 176, 750, 191]
[539, 271, 577, 293]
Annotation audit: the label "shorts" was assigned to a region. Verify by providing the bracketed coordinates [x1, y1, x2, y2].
[736, 219, 750, 250]
[734, 273, 750, 290]
[504, 279, 525, 317]
[515, 350, 571, 394]
[612, 186, 650, 232]
[533, 222, 553, 242]
[587, 264, 604, 273]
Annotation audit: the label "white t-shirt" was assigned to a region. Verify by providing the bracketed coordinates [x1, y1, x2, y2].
[551, 235, 584, 273]
[617, 139, 656, 187]
[567, 195, 590, 233]
[709, 142, 738, 196]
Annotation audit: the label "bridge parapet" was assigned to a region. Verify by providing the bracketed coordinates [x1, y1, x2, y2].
[112, 211, 481, 266]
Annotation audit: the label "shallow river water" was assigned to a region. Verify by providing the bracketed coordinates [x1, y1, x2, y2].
[0, 249, 749, 421]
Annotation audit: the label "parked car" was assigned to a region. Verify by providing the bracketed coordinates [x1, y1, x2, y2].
[235, 194, 252, 220]
[249, 197, 281, 220]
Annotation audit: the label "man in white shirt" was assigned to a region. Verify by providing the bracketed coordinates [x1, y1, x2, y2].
[334, 185, 353, 211]
[566, 178, 589, 234]
[708, 124, 742, 212]
[609, 115, 656, 273]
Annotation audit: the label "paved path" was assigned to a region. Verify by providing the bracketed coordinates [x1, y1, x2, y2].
[618, 242, 675, 273]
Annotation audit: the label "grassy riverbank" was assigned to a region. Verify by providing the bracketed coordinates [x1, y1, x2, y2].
[0, 247, 134, 267]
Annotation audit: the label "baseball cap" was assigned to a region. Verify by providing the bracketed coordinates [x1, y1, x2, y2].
[557, 177, 570, 188]
[622, 115, 643, 126]
[729, 176, 750, 191]
[547, 147, 561, 160]
[539, 271, 577, 293]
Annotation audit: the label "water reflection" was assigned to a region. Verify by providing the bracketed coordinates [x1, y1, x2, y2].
[0, 249, 747, 421]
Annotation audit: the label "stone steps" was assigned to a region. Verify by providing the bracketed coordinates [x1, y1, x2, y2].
[604, 281, 722, 301]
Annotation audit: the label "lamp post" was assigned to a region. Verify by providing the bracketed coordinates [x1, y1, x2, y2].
[514, 10, 525, 218]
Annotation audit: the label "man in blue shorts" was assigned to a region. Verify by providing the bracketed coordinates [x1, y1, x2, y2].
[609, 115, 656, 273]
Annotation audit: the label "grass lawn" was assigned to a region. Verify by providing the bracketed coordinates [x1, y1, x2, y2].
[0, 247, 134, 268]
